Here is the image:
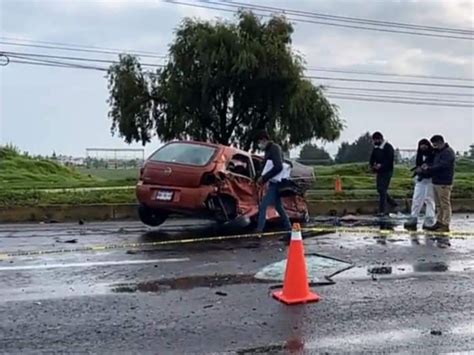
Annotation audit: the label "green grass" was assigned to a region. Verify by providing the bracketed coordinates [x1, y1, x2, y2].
[0, 188, 135, 206]
[1, 145, 472, 206]
[0, 148, 98, 190]
[77, 167, 139, 182]
[0, 147, 138, 190]
[313, 161, 473, 199]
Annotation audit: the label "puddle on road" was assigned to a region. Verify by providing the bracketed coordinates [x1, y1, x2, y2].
[112, 255, 353, 293]
[111, 274, 274, 294]
[255, 254, 352, 283]
[335, 259, 474, 281]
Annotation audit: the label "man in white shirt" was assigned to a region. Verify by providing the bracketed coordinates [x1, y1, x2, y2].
[255, 130, 292, 235]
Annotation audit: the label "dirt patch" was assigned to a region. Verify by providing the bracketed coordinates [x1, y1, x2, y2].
[111, 274, 273, 294]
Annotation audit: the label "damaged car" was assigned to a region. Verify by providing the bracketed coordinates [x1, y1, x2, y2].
[136, 141, 315, 228]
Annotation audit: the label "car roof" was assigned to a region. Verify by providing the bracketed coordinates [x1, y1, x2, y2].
[169, 140, 246, 154]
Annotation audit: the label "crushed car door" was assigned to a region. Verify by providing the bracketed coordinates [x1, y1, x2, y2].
[221, 153, 259, 217]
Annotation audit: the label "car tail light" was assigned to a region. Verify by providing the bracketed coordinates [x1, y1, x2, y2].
[201, 172, 217, 185]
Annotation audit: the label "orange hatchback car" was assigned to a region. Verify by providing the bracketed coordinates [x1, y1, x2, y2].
[136, 141, 314, 228]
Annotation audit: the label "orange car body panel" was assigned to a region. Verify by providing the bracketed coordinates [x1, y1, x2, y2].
[136, 141, 310, 222]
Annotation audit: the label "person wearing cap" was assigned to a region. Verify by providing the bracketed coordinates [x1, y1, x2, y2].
[404, 139, 436, 230]
[255, 130, 292, 235]
[423, 135, 455, 236]
[369, 131, 398, 216]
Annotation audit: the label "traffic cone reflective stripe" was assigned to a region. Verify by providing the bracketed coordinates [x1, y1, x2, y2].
[272, 223, 320, 305]
[290, 223, 302, 241]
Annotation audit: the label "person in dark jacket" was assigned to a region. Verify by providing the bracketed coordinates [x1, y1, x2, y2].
[404, 139, 436, 230]
[369, 132, 398, 216]
[424, 135, 455, 234]
[255, 130, 292, 235]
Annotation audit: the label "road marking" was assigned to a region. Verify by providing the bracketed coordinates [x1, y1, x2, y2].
[0, 258, 189, 271]
[1, 225, 473, 261]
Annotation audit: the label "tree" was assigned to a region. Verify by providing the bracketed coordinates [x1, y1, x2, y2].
[335, 132, 373, 163]
[470, 144, 474, 159]
[299, 143, 332, 163]
[107, 11, 343, 150]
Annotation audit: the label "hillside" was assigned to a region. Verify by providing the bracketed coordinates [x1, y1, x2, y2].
[0, 146, 99, 190]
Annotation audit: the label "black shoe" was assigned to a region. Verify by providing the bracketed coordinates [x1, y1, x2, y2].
[424, 222, 440, 231]
[404, 218, 418, 231]
[436, 237, 451, 248]
[436, 224, 450, 233]
[422, 223, 433, 230]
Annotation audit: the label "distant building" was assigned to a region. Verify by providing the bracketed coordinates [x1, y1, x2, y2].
[56, 155, 85, 167]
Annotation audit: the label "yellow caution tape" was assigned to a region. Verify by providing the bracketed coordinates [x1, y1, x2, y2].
[0, 226, 472, 261]
[303, 226, 474, 237]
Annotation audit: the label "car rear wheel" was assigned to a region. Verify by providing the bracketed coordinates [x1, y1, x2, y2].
[138, 204, 167, 227]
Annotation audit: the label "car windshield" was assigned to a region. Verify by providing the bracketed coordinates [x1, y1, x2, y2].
[149, 143, 217, 166]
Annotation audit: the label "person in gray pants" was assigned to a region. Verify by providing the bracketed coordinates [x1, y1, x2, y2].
[424, 135, 455, 236]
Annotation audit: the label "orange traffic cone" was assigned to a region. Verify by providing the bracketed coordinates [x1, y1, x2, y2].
[272, 223, 321, 305]
[335, 175, 342, 193]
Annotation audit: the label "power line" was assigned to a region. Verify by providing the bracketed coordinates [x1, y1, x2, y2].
[2, 51, 164, 69]
[307, 67, 473, 82]
[6, 49, 472, 83]
[0, 36, 166, 57]
[3, 52, 474, 89]
[5, 58, 473, 108]
[307, 76, 474, 89]
[323, 85, 474, 97]
[6, 54, 109, 71]
[0, 40, 166, 59]
[327, 94, 474, 108]
[7, 58, 108, 72]
[218, 0, 474, 35]
[5, 53, 473, 91]
[325, 91, 473, 104]
[164, 0, 474, 40]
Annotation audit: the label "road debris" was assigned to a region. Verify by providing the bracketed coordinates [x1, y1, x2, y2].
[368, 266, 393, 275]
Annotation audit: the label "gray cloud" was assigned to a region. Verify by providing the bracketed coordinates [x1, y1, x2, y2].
[0, 0, 472, 157]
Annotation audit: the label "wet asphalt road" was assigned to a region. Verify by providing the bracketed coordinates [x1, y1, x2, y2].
[0, 216, 473, 354]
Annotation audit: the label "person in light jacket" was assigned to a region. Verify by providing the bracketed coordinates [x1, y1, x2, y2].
[404, 139, 436, 231]
[255, 130, 292, 235]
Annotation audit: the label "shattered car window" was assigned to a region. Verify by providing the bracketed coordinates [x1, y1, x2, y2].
[150, 143, 216, 166]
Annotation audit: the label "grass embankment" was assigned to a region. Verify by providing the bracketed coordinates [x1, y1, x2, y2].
[308, 160, 473, 200]
[1, 145, 472, 206]
[0, 147, 135, 206]
[0, 148, 136, 190]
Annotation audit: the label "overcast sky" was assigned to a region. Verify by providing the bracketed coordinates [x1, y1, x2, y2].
[1, 0, 473, 158]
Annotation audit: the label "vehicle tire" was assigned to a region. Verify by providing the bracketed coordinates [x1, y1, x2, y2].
[138, 204, 167, 227]
[221, 215, 252, 231]
[213, 195, 238, 223]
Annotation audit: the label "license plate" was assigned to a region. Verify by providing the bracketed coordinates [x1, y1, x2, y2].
[155, 190, 174, 201]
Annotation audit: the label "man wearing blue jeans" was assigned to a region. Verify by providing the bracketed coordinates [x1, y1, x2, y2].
[255, 130, 292, 235]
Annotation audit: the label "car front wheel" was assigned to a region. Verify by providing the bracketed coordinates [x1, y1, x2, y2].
[138, 204, 167, 227]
